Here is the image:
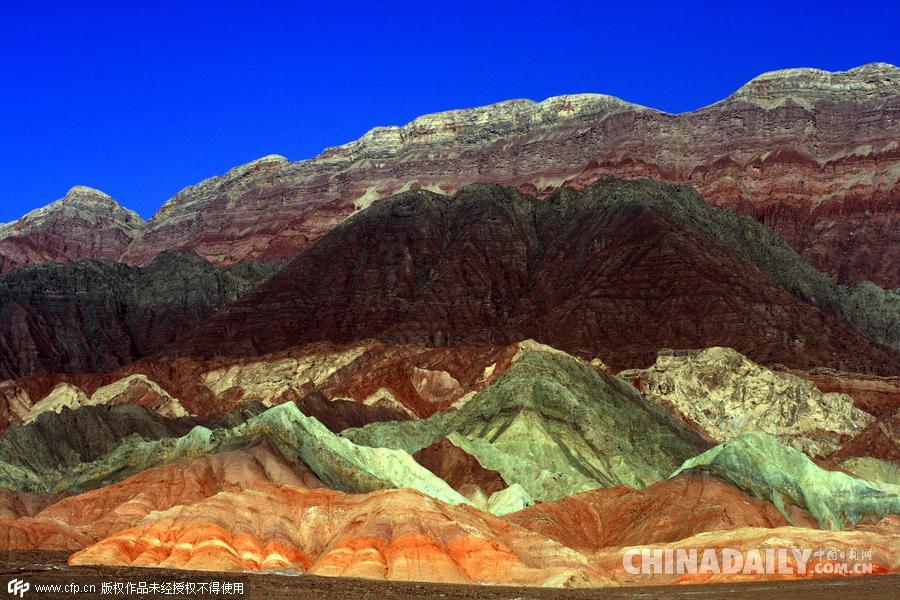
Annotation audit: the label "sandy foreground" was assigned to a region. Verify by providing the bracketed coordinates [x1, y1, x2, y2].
[1, 552, 898, 600]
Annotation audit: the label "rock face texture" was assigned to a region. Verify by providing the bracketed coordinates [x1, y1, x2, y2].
[182, 180, 900, 374]
[841, 457, 900, 485]
[347, 348, 709, 500]
[10, 376, 188, 426]
[0, 187, 144, 274]
[68, 486, 609, 587]
[4, 65, 897, 288]
[506, 472, 816, 553]
[197, 340, 520, 418]
[623, 347, 875, 456]
[0, 340, 896, 587]
[107, 63, 897, 289]
[1, 400, 525, 516]
[0, 442, 321, 550]
[413, 438, 508, 502]
[0, 404, 195, 479]
[0, 251, 275, 380]
[673, 433, 900, 529]
[0, 341, 523, 431]
[790, 368, 900, 420]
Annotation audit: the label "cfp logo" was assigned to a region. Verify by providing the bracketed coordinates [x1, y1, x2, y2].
[6, 580, 29, 598]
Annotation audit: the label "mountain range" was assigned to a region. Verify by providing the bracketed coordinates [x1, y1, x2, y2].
[0, 64, 898, 591]
[2, 63, 898, 288]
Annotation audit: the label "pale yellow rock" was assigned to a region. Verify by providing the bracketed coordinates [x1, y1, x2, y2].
[321, 94, 643, 165]
[410, 368, 463, 406]
[89, 375, 189, 418]
[201, 342, 373, 404]
[360, 388, 417, 418]
[841, 457, 900, 486]
[626, 347, 874, 456]
[22, 384, 88, 424]
[0, 382, 32, 424]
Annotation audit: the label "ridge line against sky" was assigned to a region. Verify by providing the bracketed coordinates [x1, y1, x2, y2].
[2, 0, 899, 221]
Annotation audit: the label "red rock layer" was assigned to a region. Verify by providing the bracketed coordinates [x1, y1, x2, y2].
[0, 443, 321, 551]
[828, 420, 900, 463]
[413, 439, 508, 499]
[0, 187, 143, 274]
[180, 186, 900, 374]
[114, 64, 899, 287]
[69, 486, 610, 587]
[788, 369, 900, 420]
[0, 490, 59, 519]
[0, 341, 520, 430]
[506, 473, 817, 554]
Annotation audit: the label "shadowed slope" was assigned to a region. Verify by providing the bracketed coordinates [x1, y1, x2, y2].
[0, 252, 276, 380]
[109, 64, 900, 288]
[180, 180, 900, 374]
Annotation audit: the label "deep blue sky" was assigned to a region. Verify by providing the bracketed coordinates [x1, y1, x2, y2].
[2, 1, 898, 222]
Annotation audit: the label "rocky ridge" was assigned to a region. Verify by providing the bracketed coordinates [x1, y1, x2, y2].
[0, 187, 143, 273]
[346, 348, 709, 500]
[4, 64, 898, 287]
[674, 432, 900, 529]
[622, 347, 875, 456]
[0, 251, 276, 380]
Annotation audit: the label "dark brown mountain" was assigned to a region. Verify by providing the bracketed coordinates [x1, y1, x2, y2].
[179, 179, 900, 375]
[0, 252, 275, 380]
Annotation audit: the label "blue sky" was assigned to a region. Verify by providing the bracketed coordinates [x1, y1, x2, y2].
[1, 1, 898, 221]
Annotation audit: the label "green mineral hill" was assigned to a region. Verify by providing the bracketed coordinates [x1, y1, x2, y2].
[840, 456, 900, 487]
[345, 348, 709, 501]
[673, 432, 900, 530]
[0, 402, 533, 516]
[0, 401, 265, 474]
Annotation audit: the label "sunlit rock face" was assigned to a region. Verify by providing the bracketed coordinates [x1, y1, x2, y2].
[4, 66, 896, 287]
[672, 433, 900, 530]
[112, 64, 900, 288]
[196, 340, 521, 418]
[788, 368, 900, 420]
[67, 486, 611, 587]
[0, 186, 144, 274]
[621, 347, 876, 456]
[346, 348, 710, 500]
[0, 340, 523, 431]
[0, 442, 322, 550]
[1, 62, 898, 589]
[0, 339, 896, 588]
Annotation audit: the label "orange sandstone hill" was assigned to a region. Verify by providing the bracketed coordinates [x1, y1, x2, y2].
[68, 486, 613, 587]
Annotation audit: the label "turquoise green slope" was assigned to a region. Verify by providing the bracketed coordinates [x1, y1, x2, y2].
[346, 349, 709, 501]
[673, 432, 900, 530]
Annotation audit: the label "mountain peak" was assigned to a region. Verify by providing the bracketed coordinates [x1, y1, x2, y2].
[65, 185, 113, 198]
[0, 187, 144, 244]
[726, 62, 899, 109]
